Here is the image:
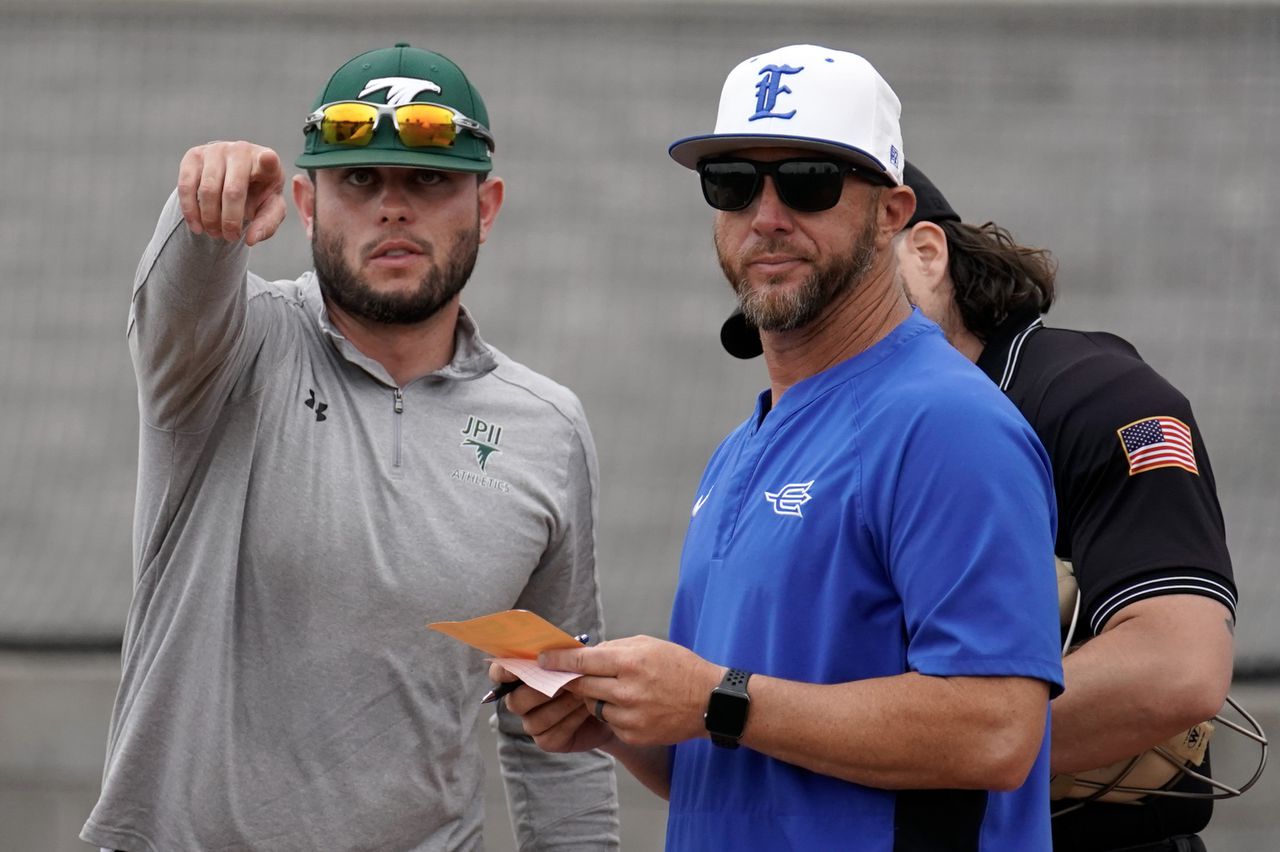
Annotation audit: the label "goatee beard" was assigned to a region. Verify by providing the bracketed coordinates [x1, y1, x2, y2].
[312, 222, 480, 326]
[718, 210, 879, 333]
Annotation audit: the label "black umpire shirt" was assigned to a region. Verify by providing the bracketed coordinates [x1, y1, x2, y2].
[976, 309, 1238, 851]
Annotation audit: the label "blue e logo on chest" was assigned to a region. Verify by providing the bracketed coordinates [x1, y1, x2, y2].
[764, 480, 815, 517]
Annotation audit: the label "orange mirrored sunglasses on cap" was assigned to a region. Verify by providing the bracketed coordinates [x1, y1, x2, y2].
[303, 101, 495, 151]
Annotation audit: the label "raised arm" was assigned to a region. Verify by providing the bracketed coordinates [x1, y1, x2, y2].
[130, 142, 287, 430]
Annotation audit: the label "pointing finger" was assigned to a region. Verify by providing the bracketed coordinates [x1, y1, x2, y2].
[243, 147, 285, 245]
[245, 186, 287, 246]
[250, 147, 284, 191]
[245, 196, 286, 246]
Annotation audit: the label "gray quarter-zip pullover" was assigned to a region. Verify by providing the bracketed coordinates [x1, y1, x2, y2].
[82, 192, 619, 852]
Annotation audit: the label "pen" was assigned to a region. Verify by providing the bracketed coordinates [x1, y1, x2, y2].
[480, 633, 590, 704]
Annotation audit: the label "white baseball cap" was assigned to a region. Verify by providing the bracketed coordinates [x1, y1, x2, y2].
[668, 44, 905, 186]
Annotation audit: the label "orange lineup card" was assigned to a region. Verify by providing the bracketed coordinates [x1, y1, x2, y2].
[427, 609, 580, 659]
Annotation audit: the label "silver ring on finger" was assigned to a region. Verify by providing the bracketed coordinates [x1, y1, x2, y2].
[594, 698, 608, 724]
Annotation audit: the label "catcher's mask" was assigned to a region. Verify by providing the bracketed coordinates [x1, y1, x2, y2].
[1051, 559, 1268, 815]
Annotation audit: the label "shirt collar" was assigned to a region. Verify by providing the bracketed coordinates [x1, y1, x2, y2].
[753, 309, 938, 428]
[303, 273, 498, 385]
[975, 308, 1044, 391]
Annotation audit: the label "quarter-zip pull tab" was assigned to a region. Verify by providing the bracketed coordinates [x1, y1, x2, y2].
[392, 388, 404, 469]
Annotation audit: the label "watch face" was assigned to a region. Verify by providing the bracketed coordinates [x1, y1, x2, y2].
[707, 688, 750, 734]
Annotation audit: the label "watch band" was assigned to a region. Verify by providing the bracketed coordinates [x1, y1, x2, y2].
[705, 667, 752, 749]
[720, 667, 751, 693]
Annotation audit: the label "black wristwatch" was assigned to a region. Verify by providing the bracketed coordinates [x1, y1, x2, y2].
[704, 668, 752, 749]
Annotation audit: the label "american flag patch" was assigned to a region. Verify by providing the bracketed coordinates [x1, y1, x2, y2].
[1117, 416, 1198, 476]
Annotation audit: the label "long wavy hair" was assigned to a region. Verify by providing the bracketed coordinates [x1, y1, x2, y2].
[940, 219, 1058, 343]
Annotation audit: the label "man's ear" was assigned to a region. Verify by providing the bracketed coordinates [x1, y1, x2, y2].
[292, 173, 316, 240]
[900, 221, 950, 290]
[877, 185, 917, 246]
[476, 175, 505, 245]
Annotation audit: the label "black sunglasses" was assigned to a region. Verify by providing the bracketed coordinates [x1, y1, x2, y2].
[697, 157, 893, 213]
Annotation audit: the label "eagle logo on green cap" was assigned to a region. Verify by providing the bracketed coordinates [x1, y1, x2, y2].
[359, 77, 442, 106]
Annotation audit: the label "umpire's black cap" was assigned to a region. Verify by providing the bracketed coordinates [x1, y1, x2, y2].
[720, 161, 959, 359]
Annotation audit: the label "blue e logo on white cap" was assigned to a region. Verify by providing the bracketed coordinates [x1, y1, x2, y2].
[750, 64, 803, 121]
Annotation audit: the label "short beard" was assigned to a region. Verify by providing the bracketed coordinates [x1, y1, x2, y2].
[718, 203, 880, 333]
[312, 214, 480, 326]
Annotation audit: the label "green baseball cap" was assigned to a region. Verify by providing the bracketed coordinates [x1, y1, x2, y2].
[296, 43, 494, 173]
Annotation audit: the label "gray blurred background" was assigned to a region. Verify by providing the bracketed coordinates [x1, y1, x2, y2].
[1, 0, 1276, 849]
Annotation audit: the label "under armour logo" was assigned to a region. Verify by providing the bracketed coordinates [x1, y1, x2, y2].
[750, 64, 803, 121]
[304, 388, 328, 422]
[764, 480, 814, 517]
[359, 76, 442, 106]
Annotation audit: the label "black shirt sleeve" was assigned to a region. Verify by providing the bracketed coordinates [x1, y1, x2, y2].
[1014, 331, 1236, 635]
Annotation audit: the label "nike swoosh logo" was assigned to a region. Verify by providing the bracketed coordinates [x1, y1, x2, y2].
[692, 488, 713, 518]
